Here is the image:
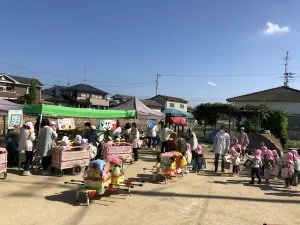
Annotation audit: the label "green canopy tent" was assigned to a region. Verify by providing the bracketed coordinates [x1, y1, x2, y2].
[23, 104, 136, 118]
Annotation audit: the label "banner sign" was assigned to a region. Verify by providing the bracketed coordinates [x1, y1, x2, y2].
[99, 120, 116, 131]
[148, 120, 155, 129]
[57, 118, 76, 130]
[8, 110, 23, 129]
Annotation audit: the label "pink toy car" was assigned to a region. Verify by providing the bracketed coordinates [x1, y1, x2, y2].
[0, 148, 7, 179]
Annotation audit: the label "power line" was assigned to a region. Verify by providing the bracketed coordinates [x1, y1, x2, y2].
[158, 73, 283, 77]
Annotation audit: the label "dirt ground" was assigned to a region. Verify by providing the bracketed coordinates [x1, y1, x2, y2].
[1, 148, 300, 225]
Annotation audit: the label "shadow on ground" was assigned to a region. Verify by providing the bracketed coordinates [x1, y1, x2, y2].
[130, 190, 300, 205]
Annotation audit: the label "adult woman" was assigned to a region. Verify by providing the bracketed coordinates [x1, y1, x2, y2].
[19, 122, 35, 176]
[213, 125, 230, 173]
[186, 128, 198, 151]
[129, 122, 140, 162]
[37, 118, 58, 175]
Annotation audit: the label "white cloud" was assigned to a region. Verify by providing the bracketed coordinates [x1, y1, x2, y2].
[263, 21, 290, 35]
[207, 81, 217, 86]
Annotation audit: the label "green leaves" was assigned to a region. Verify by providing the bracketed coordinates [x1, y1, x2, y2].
[24, 79, 37, 104]
[192, 103, 288, 147]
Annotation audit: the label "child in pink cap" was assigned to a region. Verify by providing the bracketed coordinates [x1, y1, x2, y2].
[284, 152, 294, 189]
[229, 145, 241, 177]
[263, 149, 275, 184]
[246, 149, 263, 184]
[290, 150, 300, 186]
[271, 150, 280, 179]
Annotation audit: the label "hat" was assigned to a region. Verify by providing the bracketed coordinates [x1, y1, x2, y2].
[240, 127, 245, 130]
[91, 125, 96, 130]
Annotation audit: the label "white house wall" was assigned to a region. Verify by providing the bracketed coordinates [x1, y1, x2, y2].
[233, 102, 300, 114]
[166, 101, 187, 112]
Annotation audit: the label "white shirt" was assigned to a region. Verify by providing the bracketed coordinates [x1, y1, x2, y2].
[160, 128, 173, 142]
[213, 131, 230, 155]
[147, 125, 158, 138]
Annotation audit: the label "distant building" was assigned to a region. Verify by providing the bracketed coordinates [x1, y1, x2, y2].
[110, 94, 133, 106]
[187, 105, 194, 113]
[226, 86, 300, 136]
[226, 86, 300, 115]
[149, 95, 188, 112]
[110, 94, 164, 112]
[42, 84, 109, 109]
[0, 73, 43, 103]
[140, 99, 164, 112]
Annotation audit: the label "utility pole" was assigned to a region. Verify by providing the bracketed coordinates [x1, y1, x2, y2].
[84, 67, 87, 84]
[67, 79, 70, 87]
[283, 51, 295, 87]
[156, 74, 161, 95]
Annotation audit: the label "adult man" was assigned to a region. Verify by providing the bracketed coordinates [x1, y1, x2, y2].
[236, 127, 249, 161]
[146, 120, 158, 150]
[213, 125, 230, 172]
[160, 124, 173, 153]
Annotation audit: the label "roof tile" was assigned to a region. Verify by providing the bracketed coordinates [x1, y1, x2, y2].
[227, 86, 300, 102]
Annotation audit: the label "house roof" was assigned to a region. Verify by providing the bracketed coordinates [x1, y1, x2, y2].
[41, 94, 69, 102]
[141, 99, 164, 108]
[63, 84, 108, 95]
[8, 75, 43, 86]
[42, 85, 66, 96]
[150, 95, 188, 104]
[227, 86, 300, 102]
[111, 94, 133, 100]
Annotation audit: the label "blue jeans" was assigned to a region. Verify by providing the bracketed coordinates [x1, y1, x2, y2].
[193, 158, 202, 173]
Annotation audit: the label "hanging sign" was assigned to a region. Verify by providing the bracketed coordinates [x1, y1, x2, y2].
[8, 110, 23, 129]
[57, 118, 76, 130]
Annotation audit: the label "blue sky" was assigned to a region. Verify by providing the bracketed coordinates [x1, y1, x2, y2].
[0, 0, 300, 106]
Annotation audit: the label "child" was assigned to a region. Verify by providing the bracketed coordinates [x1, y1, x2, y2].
[184, 143, 192, 165]
[229, 146, 240, 177]
[192, 144, 203, 174]
[155, 154, 161, 173]
[246, 149, 262, 184]
[272, 150, 280, 179]
[290, 150, 300, 186]
[284, 152, 294, 189]
[263, 149, 274, 184]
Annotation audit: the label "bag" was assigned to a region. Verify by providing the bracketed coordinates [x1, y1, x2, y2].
[281, 168, 289, 178]
[270, 165, 279, 176]
[243, 159, 252, 168]
[201, 157, 207, 168]
[224, 161, 231, 170]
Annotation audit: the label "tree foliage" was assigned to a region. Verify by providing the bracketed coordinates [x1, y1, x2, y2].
[192, 103, 289, 148]
[24, 79, 37, 104]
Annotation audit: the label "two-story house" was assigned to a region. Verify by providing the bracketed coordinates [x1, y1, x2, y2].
[42, 84, 109, 109]
[149, 95, 188, 112]
[0, 73, 43, 103]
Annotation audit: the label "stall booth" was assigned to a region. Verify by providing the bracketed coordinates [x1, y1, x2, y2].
[111, 97, 165, 147]
[23, 104, 136, 176]
[162, 108, 193, 133]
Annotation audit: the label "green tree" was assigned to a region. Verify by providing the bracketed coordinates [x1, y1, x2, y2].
[24, 79, 37, 104]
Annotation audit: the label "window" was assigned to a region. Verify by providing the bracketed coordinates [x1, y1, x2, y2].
[0, 84, 13, 92]
[169, 103, 175, 108]
[81, 93, 87, 97]
[180, 104, 184, 109]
